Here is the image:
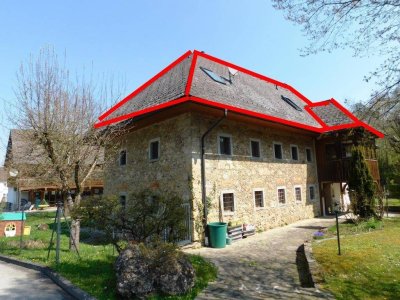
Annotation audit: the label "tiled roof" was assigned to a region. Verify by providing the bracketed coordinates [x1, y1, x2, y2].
[310, 102, 353, 127]
[96, 50, 383, 138]
[190, 56, 321, 128]
[104, 54, 192, 122]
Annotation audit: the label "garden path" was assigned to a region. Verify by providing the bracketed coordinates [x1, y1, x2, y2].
[187, 216, 340, 300]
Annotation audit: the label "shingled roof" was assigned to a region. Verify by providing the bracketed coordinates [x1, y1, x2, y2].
[95, 50, 383, 138]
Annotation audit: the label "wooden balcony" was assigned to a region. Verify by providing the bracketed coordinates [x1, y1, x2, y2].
[318, 158, 380, 183]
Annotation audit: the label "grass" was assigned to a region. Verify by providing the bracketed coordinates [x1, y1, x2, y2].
[0, 211, 216, 299]
[387, 198, 400, 206]
[313, 217, 400, 300]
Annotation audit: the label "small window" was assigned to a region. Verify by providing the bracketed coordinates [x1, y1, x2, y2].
[222, 192, 235, 212]
[274, 143, 283, 159]
[119, 150, 127, 166]
[306, 148, 312, 162]
[341, 143, 352, 158]
[250, 139, 261, 158]
[149, 139, 160, 161]
[291, 145, 298, 161]
[254, 190, 264, 208]
[277, 188, 286, 204]
[295, 186, 302, 203]
[309, 186, 316, 201]
[219, 135, 232, 155]
[200, 67, 227, 85]
[281, 95, 302, 111]
[119, 194, 126, 207]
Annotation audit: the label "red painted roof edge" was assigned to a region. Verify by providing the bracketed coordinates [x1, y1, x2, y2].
[184, 51, 199, 96]
[98, 50, 193, 121]
[304, 106, 327, 128]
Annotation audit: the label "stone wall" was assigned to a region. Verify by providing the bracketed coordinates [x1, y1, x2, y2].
[104, 113, 193, 201]
[104, 111, 321, 243]
[190, 113, 321, 240]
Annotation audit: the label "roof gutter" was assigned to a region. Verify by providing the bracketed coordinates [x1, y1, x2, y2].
[201, 109, 228, 238]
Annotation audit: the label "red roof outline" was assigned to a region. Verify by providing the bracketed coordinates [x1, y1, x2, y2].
[94, 50, 384, 138]
[98, 50, 192, 122]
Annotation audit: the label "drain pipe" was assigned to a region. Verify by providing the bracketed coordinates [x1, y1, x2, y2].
[201, 109, 228, 239]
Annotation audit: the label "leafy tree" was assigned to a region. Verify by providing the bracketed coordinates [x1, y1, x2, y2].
[348, 146, 376, 219]
[272, 0, 400, 110]
[73, 190, 187, 252]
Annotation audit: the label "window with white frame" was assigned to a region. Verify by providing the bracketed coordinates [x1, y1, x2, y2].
[306, 148, 313, 162]
[119, 150, 127, 166]
[254, 189, 264, 208]
[221, 192, 235, 213]
[308, 185, 316, 201]
[273, 142, 283, 159]
[291, 145, 299, 161]
[218, 134, 232, 155]
[277, 187, 286, 204]
[294, 186, 302, 203]
[149, 138, 160, 161]
[250, 139, 261, 158]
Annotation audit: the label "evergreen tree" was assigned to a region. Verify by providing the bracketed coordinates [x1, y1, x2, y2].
[348, 147, 376, 219]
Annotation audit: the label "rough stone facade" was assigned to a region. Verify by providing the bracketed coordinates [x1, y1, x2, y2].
[104, 112, 321, 243]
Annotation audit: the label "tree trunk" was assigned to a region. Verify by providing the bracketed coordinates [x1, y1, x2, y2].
[68, 193, 81, 252]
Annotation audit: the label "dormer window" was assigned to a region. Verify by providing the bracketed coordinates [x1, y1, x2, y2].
[281, 95, 302, 111]
[200, 67, 227, 85]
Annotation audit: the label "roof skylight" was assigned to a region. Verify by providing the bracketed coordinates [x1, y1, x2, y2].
[281, 95, 302, 111]
[200, 67, 227, 85]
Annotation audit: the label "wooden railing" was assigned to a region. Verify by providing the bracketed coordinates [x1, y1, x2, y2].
[319, 158, 379, 182]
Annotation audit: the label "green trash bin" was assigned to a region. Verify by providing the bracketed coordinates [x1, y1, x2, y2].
[208, 222, 227, 248]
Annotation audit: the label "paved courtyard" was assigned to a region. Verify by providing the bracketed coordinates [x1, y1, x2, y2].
[186, 217, 338, 299]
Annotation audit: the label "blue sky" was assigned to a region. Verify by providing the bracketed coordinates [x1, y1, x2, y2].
[0, 1, 384, 164]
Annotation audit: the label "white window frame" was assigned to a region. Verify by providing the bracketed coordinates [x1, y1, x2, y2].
[220, 190, 235, 215]
[250, 138, 261, 159]
[305, 147, 313, 163]
[277, 186, 287, 206]
[253, 188, 265, 209]
[218, 133, 233, 156]
[307, 184, 317, 202]
[290, 144, 299, 161]
[294, 185, 302, 204]
[273, 142, 283, 160]
[119, 149, 127, 166]
[148, 138, 160, 161]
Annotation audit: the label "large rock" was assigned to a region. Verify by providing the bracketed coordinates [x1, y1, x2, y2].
[156, 256, 196, 295]
[115, 245, 154, 299]
[115, 244, 195, 299]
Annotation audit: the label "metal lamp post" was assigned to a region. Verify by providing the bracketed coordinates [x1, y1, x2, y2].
[334, 201, 341, 255]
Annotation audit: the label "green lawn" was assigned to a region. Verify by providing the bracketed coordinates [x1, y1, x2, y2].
[387, 198, 400, 206]
[0, 211, 216, 299]
[313, 218, 400, 300]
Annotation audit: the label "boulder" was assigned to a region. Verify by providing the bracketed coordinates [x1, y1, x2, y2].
[115, 245, 154, 299]
[156, 256, 196, 295]
[115, 244, 195, 299]
[37, 223, 49, 231]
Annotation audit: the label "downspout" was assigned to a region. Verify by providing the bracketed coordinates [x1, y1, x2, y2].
[201, 109, 228, 235]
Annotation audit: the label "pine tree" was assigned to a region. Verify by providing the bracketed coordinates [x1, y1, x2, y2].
[348, 147, 376, 219]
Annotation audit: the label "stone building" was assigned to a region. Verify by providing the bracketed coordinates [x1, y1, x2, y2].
[96, 50, 383, 243]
